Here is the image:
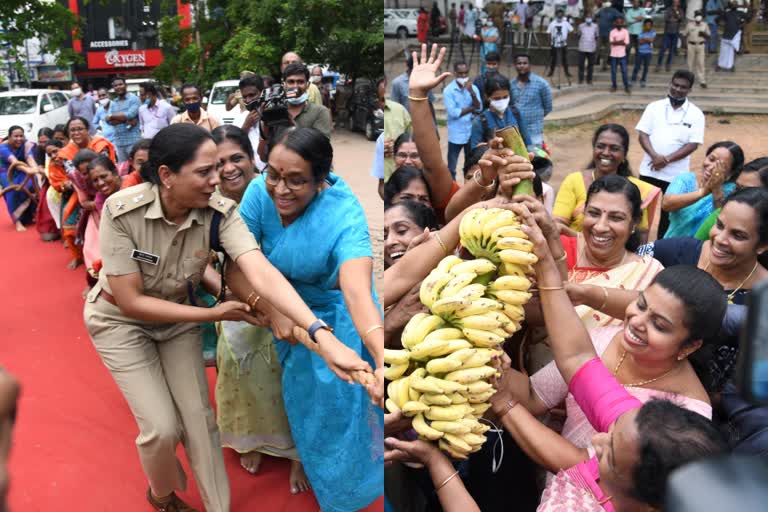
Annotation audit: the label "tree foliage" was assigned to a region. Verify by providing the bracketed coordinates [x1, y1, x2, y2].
[0, 0, 79, 81]
[157, 0, 382, 89]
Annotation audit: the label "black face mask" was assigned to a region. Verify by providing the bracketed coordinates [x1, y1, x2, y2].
[668, 94, 686, 108]
[245, 98, 261, 111]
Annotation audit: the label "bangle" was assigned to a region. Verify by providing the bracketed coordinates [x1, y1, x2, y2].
[408, 95, 429, 102]
[364, 324, 383, 337]
[246, 291, 261, 309]
[435, 470, 460, 491]
[597, 287, 609, 310]
[554, 252, 567, 263]
[473, 168, 496, 189]
[434, 231, 449, 255]
[537, 285, 564, 291]
[499, 399, 519, 418]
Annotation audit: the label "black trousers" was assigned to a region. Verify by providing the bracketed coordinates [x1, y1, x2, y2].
[548, 46, 571, 76]
[640, 174, 671, 238]
[578, 51, 596, 82]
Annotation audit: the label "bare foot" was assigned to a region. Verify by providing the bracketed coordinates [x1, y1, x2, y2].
[289, 460, 311, 494]
[15, 221, 26, 232]
[67, 258, 82, 270]
[240, 451, 262, 475]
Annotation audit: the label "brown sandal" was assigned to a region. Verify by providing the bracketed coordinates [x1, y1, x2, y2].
[146, 488, 198, 512]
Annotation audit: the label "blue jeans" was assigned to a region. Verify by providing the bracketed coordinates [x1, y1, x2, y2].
[632, 53, 652, 82]
[707, 21, 719, 53]
[447, 141, 471, 179]
[611, 56, 629, 89]
[657, 32, 678, 66]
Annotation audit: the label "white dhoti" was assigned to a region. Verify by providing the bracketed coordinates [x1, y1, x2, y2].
[718, 30, 741, 70]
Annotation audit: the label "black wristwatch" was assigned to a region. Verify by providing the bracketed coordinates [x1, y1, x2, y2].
[308, 319, 333, 343]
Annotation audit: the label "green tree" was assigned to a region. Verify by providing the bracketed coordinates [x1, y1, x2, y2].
[0, 1, 79, 82]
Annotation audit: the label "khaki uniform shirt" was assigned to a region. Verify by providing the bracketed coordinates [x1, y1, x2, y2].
[91, 182, 259, 303]
[171, 109, 222, 132]
[294, 101, 332, 138]
[682, 21, 710, 44]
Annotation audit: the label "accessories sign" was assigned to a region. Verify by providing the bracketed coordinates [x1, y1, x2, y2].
[87, 49, 163, 69]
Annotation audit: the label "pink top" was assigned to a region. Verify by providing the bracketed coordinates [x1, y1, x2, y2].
[531, 326, 712, 456]
[609, 28, 630, 58]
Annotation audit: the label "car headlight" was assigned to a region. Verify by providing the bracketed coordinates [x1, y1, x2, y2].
[374, 108, 384, 119]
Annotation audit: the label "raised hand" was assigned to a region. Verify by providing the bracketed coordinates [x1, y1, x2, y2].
[409, 44, 452, 97]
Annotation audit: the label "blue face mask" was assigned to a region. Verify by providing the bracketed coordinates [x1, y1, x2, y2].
[143, 99, 151, 106]
[286, 92, 308, 105]
[185, 101, 201, 113]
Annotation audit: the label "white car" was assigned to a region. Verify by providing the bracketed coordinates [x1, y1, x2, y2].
[0, 89, 70, 139]
[384, 9, 419, 38]
[205, 80, 241, 125]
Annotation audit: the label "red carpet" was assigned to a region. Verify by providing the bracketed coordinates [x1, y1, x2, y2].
[0, 225, 383, 512]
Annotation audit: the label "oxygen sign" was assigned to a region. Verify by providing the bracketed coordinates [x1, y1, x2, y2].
[87, 49, 163, 70]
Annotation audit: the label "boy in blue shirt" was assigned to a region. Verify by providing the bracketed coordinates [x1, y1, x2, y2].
[632, 19, 656, 87]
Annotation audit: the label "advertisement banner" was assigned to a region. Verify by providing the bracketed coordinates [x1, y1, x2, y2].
[36, 65, 73, 82]
[86, 49, 163, 70]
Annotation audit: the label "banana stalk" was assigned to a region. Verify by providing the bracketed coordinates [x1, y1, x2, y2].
[495, 126, 533, 196]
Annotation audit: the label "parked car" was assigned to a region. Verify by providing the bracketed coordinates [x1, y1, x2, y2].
[347, 79, 382, 141]
[384, 9, 418, 38]
[0, 89, 70, 139]
[205, 80, 240, 125]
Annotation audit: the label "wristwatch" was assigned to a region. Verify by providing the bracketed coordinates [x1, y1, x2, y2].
[308, 319, 333, 343]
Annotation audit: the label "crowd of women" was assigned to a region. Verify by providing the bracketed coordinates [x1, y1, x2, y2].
[1, 111, 384, 511]
[383, 44, 768, 512]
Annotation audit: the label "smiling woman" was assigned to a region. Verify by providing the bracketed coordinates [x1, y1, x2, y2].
[384, 199, 439, 269]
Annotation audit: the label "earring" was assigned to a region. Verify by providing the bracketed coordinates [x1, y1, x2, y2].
[677, 354, 685, 361]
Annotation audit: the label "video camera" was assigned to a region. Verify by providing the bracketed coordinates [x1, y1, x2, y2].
[245, 83, 294, 130]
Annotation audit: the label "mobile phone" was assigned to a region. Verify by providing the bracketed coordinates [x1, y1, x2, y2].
[735, 280, 768, 405]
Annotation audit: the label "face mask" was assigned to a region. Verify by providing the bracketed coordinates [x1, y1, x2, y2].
[287, 92, 308, 105]
[310, 75, 322, 83]
[695, 15, 703, 22]
[456, 77, 469, 86]
[99, 98, 109, 107]
[486, 21, 493, 26]
[668, 94, 686, 107]
[72, 88, 82, 97]
[490, 97, 510, 112]
[144, 99, 151, 106]
[185, 101, 201, 113]
[586, 18, 593, 23]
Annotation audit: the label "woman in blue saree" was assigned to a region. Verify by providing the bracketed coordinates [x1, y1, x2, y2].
[236, 128, 383, 511]
[479, 20, 500, 74]
[0, 125, 40, 231]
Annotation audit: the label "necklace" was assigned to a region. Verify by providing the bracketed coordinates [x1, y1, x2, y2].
[704, 259, 758, 304]
[578, 234, 627, 268]
[613, 349, 678, 388]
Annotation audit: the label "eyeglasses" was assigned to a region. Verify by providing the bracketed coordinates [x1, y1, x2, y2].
[68, 126, 86, 133]
[264, 170, 309, 191]
[395, 152, 421, 160]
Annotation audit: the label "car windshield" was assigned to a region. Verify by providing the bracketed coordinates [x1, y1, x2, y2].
[0, 96, 37, 115]
[211, 86, 238, 104]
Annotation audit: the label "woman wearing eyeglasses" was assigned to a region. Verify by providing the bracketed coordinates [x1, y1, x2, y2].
[229, 127, 384, 511]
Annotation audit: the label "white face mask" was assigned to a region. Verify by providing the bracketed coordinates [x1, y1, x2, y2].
[310, 75, 322, 83]
[586, 18, 593, 23]
[490, 97, 510, 112]
[99, 98, 109, 106]
[695, 15, 703, 22]
[72, 88, 82, 97]
[456, 77, 469, 86]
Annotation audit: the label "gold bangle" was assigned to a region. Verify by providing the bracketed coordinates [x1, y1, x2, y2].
[434, 231, 449, 255]
[246, 291, 261, 310]
[408, 95, 428, 102]
[473, 168, 496, 189]
[554, 252, 567, 263]
[435, 470, 460, 491]
[246, 291, 257, 305]
[598, 287, 609, 310]
[537, 285, 564, 291]
[364, 324, 383, 337]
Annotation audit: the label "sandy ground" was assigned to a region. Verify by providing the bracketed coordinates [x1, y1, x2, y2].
[329, 129, 383, 297]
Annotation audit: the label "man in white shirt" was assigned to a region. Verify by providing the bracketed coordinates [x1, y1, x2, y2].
[232, 75, 267, 172]
[138, 82, 175, 139]
[636, 70, 705, 237]
[546, 9, 574, 79]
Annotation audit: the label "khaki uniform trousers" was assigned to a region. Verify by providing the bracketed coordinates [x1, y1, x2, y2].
[84, 296, 230, 512]
[688, 42, 707, 86]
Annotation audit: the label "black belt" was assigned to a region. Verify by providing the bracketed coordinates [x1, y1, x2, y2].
[688, 41, 705, 45]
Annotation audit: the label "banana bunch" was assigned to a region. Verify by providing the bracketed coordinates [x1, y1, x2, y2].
[459, 207, 538, 267]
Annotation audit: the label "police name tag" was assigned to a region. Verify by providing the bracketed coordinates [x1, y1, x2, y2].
[131, 249, 160, 265]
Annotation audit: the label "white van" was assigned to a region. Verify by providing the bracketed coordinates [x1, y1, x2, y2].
[0, 89, 71, 139]
[205, 80, 241, 125]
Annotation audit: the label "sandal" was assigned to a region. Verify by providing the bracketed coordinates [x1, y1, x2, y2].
[146, 488, 198, 512]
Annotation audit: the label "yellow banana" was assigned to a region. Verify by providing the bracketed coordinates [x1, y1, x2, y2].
[425, 404, 471, 422]
[408, 384, 422, 402]
[449, 258, 497, 276]
[439, 439, 469, 459]
[426, 356, 462, 374]
[462, 327, 506, 348]
[444, 365, 497, 383]
[401, 400, 430, 416]
[431, 296, 471, 317]
[419, 271, 453, 308]
[470, 403, 492, 416]
[385, 398, 400, 413]
[425, 376, 469, 394]
[467, 390, 496, 403]
[461, 432, 488, 446]
[387, 380, 398, 404]
[466, 380, 494, 394]
[384, 362, 409, 381]
[503, 303, 525, 322]
[445, 348, 477, 364]
[448, 392, 468, 404]
[453, 298, 504, 318]
[499, 262, 531, 277]
[420, 392, 452, 406]
[482, 209, 519, 243]
[383, 349, 410, 365]
[496, 237, 535, 253]
[436, 254, 464, 274]
[430, 339, 473, 357]
[400, 312, 430, 348]
[396, 376, 411, 408]
[491, 289, 533, 306]
[499, 249, 539, 265]
[439, 272, 478, 299]
[470, 208, 494, 241]
[411, 371, 444, 394]
[412, 413, 444, 441]
[406, 315, 445, 348]
[457, 349, 496, 370]
[491, 225, 528, 243]
[430, 420, 471, 435]
[443, 432, 473, 452]
[457, 315, 502, 331]
[421, 327, 464, 344]
[452, 283, 487, 301]
[409, 338, 451, 361]
[490, 275, 532, 292]
[482, 310, 514, 328]
[459, 208, 482, 244]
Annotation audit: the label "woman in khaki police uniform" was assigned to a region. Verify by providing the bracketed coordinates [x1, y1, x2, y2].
[83, 124, 371, 512]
